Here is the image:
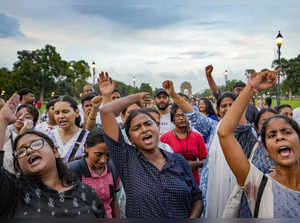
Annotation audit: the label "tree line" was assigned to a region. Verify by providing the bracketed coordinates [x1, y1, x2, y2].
[0, 44, 154, 102]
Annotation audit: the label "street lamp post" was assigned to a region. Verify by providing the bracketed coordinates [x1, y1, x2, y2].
[133, 75, 136, 88]
[91, 61, 96, 86]
[224, 70, 228, 85]
[275, 31, 283, 106]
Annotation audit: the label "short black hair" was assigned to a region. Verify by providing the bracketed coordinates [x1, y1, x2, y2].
[216, 91, 236, 110]
[276, 104, 292, 113]
[112, 89, 121, 95]
[85, 127, 105, 147]
[46, 99, 58, 110]
[254, 108, 278, 130]
[18, 88, 34, 101]
[81, 92, 97, 105]
[178, 93, 189, 101]
[232, 81, 246, 90]
[16, 104, 39, 127]
[142, 107, 160, 117]
[121, 102, 141, 115]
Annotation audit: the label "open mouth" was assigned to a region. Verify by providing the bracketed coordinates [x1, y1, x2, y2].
[28, 154, 42, 165]
[142, 134, 153, 145]
[278, 146, 292, 157]
[59, 120, 68, 126]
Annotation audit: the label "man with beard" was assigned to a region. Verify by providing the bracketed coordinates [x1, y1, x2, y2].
[154, 88, 174, 136]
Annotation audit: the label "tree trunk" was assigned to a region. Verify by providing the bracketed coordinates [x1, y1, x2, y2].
[40, 85, 45, 104]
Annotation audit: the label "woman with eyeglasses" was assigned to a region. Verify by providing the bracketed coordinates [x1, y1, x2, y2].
[0, 94, 106, 218]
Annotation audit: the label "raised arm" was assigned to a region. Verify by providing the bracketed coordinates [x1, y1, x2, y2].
[101, 93, 151, 141]
[162, 80, 193, 113]
[0, 93, 20, 215]
[217, 69, 280, 185]
[205, 65, 220, 98]
[86, 96, 103, 131]
[98, 72, 115, 105]
[162, 80, 217, 141]
[0, 93, 19, 149]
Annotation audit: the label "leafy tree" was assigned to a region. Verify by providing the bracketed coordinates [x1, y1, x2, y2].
[272, 55, 300, 95]
[4, 44, 90, 101]
[139, 83, 153, 95]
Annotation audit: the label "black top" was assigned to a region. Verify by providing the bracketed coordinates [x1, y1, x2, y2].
[0, 151, 106, 218]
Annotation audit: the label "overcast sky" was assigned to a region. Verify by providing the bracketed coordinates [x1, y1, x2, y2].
[1, 0, 300, 93]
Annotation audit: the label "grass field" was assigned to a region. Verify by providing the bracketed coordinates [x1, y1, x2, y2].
[271, 99, 300, 109]
[39, 98, 300, 117]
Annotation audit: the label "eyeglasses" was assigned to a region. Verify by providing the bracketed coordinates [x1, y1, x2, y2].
[174, 114, 186, 119]
[14, 139, 44, 158]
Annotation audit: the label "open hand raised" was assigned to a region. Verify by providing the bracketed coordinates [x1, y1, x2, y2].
[248, 68, 281, 92]
[97, 72, 115, 97]
[0, 93, 20, 125]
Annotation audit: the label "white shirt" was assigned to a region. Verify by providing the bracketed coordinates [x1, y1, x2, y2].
[159, 113, 175, 136]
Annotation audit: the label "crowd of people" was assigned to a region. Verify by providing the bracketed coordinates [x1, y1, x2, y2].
[0, 66, 300, 219]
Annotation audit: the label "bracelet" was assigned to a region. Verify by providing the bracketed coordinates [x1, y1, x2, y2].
[248, 82, 259, 93]
[88, 115, 96, 121]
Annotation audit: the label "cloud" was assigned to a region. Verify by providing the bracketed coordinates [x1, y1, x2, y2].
[180, 51, 220, 59]
[72, 1, 184, 29]
[0, 13, 24, 38]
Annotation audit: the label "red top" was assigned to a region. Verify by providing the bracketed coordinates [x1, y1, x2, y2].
[160, 130, 208, 185]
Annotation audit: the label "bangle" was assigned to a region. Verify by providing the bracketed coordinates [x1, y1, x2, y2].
[88, 115, 96, 121]
[248, 82, 259, 93]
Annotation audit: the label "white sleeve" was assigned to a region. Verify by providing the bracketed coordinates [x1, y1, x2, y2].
[242, 164, 264, 214]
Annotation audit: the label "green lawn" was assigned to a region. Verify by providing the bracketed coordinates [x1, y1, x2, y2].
[272, 99, 300, 109]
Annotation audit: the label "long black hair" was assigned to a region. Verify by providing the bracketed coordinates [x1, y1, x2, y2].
[12, 130, 78, 187]
[54, 95, 81, 127]
[199, 97, 217, 116]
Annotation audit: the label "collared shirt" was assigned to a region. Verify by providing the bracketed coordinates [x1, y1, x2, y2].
[103, 129, 202, 218]
[0, 151, 106, 218]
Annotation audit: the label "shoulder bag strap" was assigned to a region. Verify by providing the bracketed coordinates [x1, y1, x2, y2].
[249, 141, 260, 161]
[254, 175, 268, 218]
[68, 129, 86, 163]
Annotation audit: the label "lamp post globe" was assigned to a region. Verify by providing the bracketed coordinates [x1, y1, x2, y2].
[91, 61, 96, 86]
[275, 31, 283, 106]
[224, 70, 228, 85]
